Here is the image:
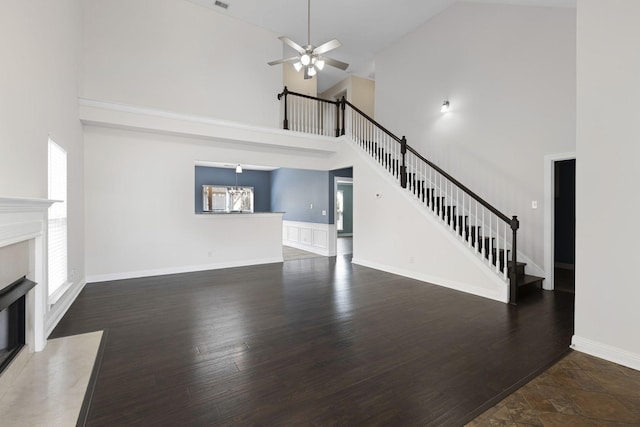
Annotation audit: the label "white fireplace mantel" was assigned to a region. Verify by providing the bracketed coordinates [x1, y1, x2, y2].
[0, 197, 57, 352]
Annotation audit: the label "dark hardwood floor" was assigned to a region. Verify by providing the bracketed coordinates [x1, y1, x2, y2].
[52, 256, 574, 426]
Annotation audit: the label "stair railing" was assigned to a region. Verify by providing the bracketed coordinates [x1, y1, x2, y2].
[277, 87, 342, 137]
[277, 87, 520, 304]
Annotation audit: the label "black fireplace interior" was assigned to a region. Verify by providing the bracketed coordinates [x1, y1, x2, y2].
[0, 277, 36, 375]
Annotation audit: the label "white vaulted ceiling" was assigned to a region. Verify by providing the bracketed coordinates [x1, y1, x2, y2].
[185, 0, 575, 91]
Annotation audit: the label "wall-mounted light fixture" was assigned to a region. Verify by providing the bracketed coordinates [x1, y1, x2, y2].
[441, 100, 450, 113]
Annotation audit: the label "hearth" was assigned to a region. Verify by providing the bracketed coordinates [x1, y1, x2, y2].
[0, 277, 36, 375]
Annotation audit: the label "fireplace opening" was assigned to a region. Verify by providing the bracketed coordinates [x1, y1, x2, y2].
[0, 277, 36, 375]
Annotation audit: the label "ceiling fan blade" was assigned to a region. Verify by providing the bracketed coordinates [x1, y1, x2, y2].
[313, 39, 342, 55]
[268, 56, 300, 66]
[318, 56, 349, 71]
[279, 36, 306, 54]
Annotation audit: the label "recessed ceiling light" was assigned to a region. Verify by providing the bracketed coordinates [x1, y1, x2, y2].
[214, 0, 229, 9]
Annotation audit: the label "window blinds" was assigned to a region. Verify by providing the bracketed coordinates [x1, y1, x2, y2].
[48, 139, 67, 296]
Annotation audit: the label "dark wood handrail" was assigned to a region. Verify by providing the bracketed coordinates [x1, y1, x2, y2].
[405, 145, 512, 224]
[343, 99, 404, 144]
[278, 88, 340, 105]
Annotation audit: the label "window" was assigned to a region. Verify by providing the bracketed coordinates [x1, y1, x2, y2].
[48, 138, 67, 298]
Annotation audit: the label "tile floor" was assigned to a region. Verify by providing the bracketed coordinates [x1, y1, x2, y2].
[0, 331, 102, 427]
[467, 350, 640, 426]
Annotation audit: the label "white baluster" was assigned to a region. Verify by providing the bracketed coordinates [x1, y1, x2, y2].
[495, 216, 500, 273]
[456, 187, 459, 233]
[448, 181, 453, 230]
[503, 222, 508, 280]
[474, 201, 479, 251]
[482, 207, 486, 260]
[293, 97, 297, 131]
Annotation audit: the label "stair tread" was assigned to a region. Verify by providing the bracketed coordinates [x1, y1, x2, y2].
[518, 274, 544, 287]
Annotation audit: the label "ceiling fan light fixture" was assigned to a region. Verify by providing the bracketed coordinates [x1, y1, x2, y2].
[268, 0, 349, 74]
[308, 66, 317, 77]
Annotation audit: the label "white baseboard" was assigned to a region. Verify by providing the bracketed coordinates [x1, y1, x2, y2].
[86, 256, 284, 283]
[284, 240, 330, 256]
[46, 279, 87, 337]
[571, 335, 640, 371]
[352, 257, 508, 303]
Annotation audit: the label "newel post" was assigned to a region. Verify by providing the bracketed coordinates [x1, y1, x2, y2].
[340, 96, 346, 136]
[509, 216, 520, 305]
[400, 136, 408, 188]
[277, 86, 289, 130]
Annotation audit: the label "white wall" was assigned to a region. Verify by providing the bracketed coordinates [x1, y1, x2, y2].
[283, 64, 317, 96]
[320, 76, 375, 118]
[84, 125, 337, 280]
[82, 0, 282, 127]
[573, 0, 640, 370]
[0, 0, 85, 294]
[341, 142, 509, 302]
[374, 3, 576, 271]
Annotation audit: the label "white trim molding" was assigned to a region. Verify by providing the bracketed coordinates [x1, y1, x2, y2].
[571, 335, 640, 371]
[79, 98, 339, 155]
[46, 279, 87, 337]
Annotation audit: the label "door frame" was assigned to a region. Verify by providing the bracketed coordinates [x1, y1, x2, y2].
[543, 152, 576, 291]
[333, 177, 353, 250]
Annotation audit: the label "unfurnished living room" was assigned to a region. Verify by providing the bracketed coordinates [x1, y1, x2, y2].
[1, 0, 640, 426]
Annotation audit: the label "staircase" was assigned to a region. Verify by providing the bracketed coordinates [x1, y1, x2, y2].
[277, 87, 544, 303]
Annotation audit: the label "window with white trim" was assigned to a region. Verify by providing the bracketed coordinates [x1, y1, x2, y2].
[48, 138, 67, 297]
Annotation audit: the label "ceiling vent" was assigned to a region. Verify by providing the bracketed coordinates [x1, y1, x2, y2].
[214, 0, 229, 9]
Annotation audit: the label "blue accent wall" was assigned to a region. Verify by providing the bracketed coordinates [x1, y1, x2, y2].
[194, 166, 271, 213]
[328, 167, 353, 223]
[270, 168, 330, 223]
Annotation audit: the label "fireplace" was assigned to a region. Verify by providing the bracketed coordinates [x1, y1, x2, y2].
[0, 277, 36, 374]
[0, 197, 56, 366]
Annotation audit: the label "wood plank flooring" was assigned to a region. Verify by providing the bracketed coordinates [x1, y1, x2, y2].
[52, 256, 574, 426]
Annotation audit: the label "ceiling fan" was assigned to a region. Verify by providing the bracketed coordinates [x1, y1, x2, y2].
[268, 0, 349, 79]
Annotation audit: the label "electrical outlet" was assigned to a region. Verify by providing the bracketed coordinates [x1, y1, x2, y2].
[309, 203, 313, 209]
[409, 256, 415, 264]
[69, 269, 76, 281]
[531, 201, 538, 209]
[321, 210, 326, 216]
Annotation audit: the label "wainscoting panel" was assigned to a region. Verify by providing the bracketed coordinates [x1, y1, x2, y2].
[283, 221, 336, 256]
[313, 230, 328, 249]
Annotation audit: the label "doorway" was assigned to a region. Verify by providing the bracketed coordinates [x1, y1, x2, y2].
[554, 159, 576, 293]
[544, 153, 576, 292]
[334, 177, 353, 256]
